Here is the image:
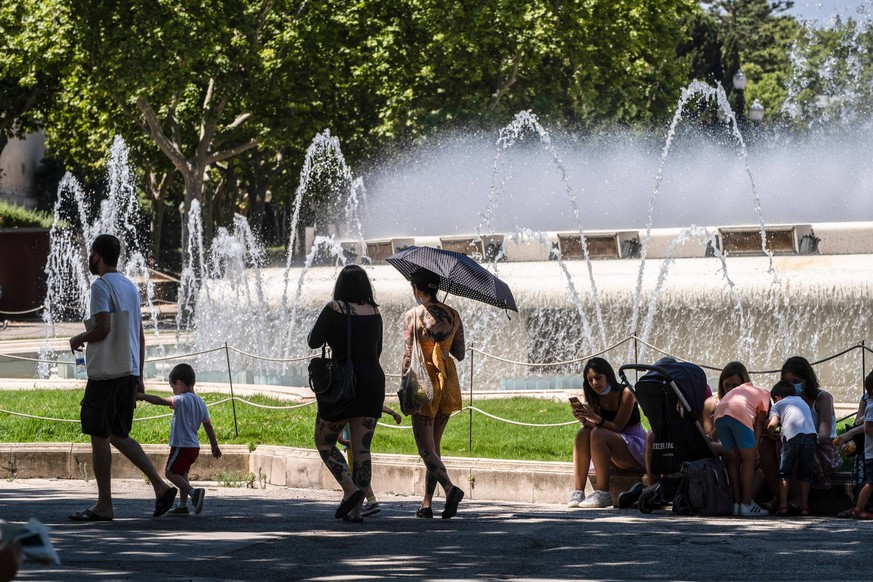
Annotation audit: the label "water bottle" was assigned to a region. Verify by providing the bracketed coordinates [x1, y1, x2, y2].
[75, 352, 86, 378]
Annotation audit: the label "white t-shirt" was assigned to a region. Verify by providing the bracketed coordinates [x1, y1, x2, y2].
[169, 392, 210, 448]
[769, 396, 816, 440]
[89, 272, 142, 376]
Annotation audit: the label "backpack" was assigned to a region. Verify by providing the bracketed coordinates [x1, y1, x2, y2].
[672, 458, 734, 516]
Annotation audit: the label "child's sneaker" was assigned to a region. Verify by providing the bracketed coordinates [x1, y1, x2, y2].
[579, 490, 613, 508]
[168, 505, 189, 516]
[567, 489, 586, 508]
[191, 488, 205, 515]
[739, 501, 769, 517]
[361, 500, 381, 516]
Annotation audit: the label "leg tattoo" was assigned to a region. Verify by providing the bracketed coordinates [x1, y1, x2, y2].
[354, 459, 372, 489]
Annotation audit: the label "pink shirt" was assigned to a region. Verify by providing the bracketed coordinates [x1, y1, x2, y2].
[713, 382, 770, 430]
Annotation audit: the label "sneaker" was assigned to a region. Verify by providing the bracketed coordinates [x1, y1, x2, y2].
[191, 488, 205, 515]
[567, 490, 586, 508]
[415, 506, 433, 518]
[168, 506, 189, 516]
[361, 500, 381, 517]
[739, 502, 769, 517]
[579, 490, 613, 508]
[617, 482, 644, 509]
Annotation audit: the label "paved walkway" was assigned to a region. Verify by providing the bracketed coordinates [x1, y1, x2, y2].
[1, 478, 868, 580]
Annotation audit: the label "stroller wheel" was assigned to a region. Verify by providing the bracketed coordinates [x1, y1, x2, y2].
[638, 486, 660, 514]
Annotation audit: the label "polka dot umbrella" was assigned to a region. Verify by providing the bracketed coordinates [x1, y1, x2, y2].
[386, 245, 518, 313]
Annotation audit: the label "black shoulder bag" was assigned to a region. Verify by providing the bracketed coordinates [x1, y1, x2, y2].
[308, 302, 356, 409]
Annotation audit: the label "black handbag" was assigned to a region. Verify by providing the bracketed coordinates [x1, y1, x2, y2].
[308, 302, 356, 409]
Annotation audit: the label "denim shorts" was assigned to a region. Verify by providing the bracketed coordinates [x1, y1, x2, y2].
[714, 416, 756, 451]
[780, 433, 816, 482]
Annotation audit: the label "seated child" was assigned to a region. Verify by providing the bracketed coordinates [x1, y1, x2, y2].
[136, 363, 221, 515]
[767, 380, 817, 516]
[848, 371, 873, 519]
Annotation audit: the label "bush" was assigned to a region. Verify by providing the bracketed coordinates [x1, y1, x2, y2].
[0, 200, 54, 228]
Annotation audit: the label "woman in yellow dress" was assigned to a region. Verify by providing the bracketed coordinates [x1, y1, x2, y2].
[402, 268, 466, 519]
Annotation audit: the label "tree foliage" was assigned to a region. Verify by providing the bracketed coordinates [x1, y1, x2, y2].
[9, 0, 869, 268]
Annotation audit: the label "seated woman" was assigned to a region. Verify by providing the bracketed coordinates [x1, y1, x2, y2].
[759, 356, 842, 507]
[568, 357, 645, 508]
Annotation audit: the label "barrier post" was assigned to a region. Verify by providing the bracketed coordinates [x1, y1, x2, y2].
[224, 342, 239, 437]
[469, 342, 474, 453]
[633, 334, 640, 383]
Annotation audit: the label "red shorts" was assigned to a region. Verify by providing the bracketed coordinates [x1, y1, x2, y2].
[166, 446, 200, 475]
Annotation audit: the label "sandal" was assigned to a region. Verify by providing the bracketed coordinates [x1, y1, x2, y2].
[335, 490, 364, 519]
[441, 486, 465, 519]
[852, 508, 873, 520]
[154, 487, 178, 517]
[836, 508, 855, 518]
[800, 508, 810, 516]
[776, 507, 789, 516]
[69, 508, 113, 522]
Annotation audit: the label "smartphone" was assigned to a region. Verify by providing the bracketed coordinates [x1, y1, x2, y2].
[568, 396, 582, 408]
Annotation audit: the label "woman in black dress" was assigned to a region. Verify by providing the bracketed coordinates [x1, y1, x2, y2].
[308, 265, 385, 522]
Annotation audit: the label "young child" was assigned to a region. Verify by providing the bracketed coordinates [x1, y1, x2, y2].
[848, 371, 873, 519]
[767, 380, 818, 516]
[136, 363, 221, 515]
[713, 381, 771, 517]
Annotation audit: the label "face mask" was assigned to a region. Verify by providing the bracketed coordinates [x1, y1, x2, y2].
[88, 256, 99, 276]
[794, 383, 804, 396]
[595, 383, 612, 396]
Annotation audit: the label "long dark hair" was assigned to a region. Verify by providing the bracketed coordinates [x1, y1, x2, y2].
[718, 361, 751, 399]
[780, 356, 820, 400]
[333, 265, 379, 307]
[582, 357, 621, 413]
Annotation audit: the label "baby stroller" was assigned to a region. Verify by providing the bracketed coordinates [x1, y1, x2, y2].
[618, 358, 719, 513]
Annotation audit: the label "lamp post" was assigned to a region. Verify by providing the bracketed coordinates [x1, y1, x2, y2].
[732, 69, 747, 123]
[749, 99, 765, 123]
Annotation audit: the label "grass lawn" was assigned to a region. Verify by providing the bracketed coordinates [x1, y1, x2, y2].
[0, 390, 603, 462]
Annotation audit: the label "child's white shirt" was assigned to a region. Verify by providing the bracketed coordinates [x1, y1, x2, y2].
[169, 392, 209, 448]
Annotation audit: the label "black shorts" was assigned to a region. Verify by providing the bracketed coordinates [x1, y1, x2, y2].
[80, 376, 137, 438]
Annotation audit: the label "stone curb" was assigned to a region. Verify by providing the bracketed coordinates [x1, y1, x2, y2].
[0, 443, 853, 513]
[0, 443, 593, 505]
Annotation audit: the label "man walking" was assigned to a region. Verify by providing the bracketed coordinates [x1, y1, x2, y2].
[68, 234, 177, 521]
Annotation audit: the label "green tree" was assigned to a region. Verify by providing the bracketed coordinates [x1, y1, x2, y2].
[702, 0, 800, 121]
[0, 1, 69, 167]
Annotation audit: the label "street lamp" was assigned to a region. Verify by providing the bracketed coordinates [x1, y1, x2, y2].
[749, 99, 765, 123]
[732, 69, 747, 122]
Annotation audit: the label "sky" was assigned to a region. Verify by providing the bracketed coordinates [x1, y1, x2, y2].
[787, 0, 871, 23]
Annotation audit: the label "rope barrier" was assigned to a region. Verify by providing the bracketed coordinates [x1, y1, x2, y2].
[227, 346, 312, 363]
[462, 405, 578, 427]
[146, 346, 227, 362]
[0, 394, 316, 424]
[0, 352, 62, 365]
[0, 407, 80, 423]
[469, 336, 632, 367]
[0, 306, 44, 315]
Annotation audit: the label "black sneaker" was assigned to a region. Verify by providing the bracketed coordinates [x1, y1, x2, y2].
[617, 482, 644, 509]
[416, 506, 433, 518]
